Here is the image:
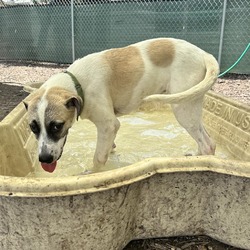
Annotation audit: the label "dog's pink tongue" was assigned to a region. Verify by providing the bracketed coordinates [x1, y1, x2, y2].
[41, 161, 57, 173]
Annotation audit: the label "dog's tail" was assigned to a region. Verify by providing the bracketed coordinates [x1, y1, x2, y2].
[143, 53, 219, 103]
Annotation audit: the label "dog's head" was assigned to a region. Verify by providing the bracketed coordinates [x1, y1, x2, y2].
[24, 87, 82, 173]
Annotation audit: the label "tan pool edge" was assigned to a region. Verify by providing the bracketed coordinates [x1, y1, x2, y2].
[0, 156, 249, 197]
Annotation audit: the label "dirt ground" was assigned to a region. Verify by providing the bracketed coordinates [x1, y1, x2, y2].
[124, 236, 241, 250]
[0, 61, 248, 249]
[0, 82, 28, 120]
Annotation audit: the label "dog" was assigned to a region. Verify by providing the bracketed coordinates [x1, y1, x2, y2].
[24, 38, 219, 172]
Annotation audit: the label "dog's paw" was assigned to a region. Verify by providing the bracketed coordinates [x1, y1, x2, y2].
[184, 149, 196, 157]
[77, 169, 93, 175]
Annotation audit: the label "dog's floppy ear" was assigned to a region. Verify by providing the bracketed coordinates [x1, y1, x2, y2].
[23, 101, 29, 110]
[65, 96, 83, 121]
[22, 88, 45, 111]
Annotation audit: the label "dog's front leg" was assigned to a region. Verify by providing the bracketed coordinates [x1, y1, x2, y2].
[93, 118, 120, 168]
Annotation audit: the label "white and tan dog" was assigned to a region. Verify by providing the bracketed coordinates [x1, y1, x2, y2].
[24, 38, 219, 172]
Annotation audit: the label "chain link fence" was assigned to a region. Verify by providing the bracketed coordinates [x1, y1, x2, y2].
[0, 0, 249, 74]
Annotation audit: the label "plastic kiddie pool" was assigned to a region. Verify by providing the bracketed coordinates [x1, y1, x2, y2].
[0, 91, 249, 250]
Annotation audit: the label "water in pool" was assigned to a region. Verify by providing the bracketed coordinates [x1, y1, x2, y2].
[27, 110, 233, 177]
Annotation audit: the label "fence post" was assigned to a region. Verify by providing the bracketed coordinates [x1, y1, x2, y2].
[218, 0, 227, 67]
[71, 0, 75, 62]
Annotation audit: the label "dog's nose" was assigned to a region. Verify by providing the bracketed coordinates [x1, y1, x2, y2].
[39, 153, 53, 164]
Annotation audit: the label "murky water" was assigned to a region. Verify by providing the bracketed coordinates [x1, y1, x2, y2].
[28, 110, 233, 177]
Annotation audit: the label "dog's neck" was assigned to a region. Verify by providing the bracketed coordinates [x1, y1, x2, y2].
[64, 71, 84, 104]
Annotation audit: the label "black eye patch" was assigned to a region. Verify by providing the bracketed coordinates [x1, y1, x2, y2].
[29, 120, 40, 137]
[50, 121, 65, 133]
[47, 121, 66, 141]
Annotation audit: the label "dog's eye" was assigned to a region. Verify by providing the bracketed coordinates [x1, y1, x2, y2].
[50, 122, 64, 133]
[29, 121, 40, 135]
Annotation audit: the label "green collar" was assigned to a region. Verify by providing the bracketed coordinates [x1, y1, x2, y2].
[64, 71, 84, 103]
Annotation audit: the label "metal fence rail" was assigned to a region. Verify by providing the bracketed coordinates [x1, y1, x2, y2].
[0, 0, 249, 74]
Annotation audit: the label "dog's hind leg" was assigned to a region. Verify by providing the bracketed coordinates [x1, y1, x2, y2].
[171, 98, 216, 155]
